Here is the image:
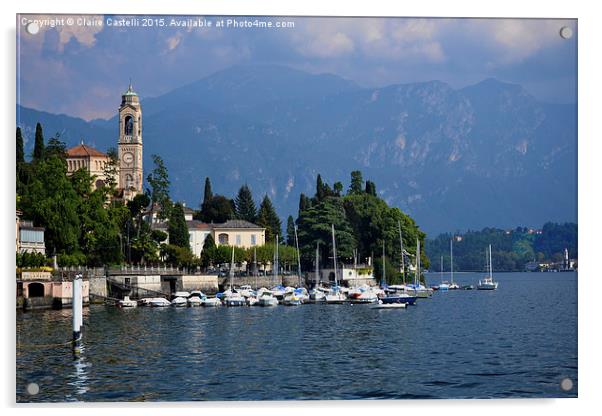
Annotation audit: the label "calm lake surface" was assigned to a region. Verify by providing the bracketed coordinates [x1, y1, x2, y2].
[16, 272, 577, 402]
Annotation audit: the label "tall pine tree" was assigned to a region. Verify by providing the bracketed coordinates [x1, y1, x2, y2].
[234, 184, 257, 223]
[286, 215, 296, 246]
[147, 154, 171, 220]
[33, 122, 44, 161]
[257, 195, 281, 243]
[348, 170, 364, 195]
[168, 202, 190, 249]
[16, 127, 24, 164]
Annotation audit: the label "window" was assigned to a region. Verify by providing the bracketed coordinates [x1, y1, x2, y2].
[124, 115, 133, 136]
[218, 233, 229, 245]
[251, 234, 257, 246]
[236, 234, 241, 245]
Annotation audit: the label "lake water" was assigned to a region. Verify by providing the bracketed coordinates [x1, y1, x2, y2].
[16, 272, 577, 402]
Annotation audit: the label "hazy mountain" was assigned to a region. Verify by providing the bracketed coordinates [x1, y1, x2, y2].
[16, 65, 577, 235]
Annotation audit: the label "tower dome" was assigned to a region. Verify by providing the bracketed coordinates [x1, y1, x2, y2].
[121, 80, 139, 105]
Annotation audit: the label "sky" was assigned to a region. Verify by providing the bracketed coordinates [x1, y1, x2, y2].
[16, 15, 577, 121]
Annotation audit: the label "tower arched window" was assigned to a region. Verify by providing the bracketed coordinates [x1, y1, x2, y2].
[125, 174, 134, 189]
[124, 115, 133, 136]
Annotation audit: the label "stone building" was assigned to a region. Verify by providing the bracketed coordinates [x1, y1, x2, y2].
[66, 143, 110, 190]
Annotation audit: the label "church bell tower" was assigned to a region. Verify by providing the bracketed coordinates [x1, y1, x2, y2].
[118, 81, 143, 201]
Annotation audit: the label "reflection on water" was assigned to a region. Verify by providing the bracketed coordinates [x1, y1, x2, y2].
[17, 272, 577, 402]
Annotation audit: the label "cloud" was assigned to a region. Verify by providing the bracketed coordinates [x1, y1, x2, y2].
[289, 18, 446, 62]
[165, 33, 183, 52]
[463, 19, 576, 65]
[19, 14, 104, 52]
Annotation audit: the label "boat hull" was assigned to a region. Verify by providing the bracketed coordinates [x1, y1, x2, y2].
[381, 295, 417, 305]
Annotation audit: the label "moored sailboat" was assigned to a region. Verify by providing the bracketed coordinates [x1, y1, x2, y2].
[477, 244, 498, 290]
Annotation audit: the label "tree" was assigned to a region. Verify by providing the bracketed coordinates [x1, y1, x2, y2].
[20, 155, 80, 255]
[16, 127, 24, 164]
[202, 177, 213, 207]
[298, 193, 310, 216]
[201, 195, 235, 223]
[200, 234, 216, 268]
[103, 147, 119, 191]
[296, 196, 356, 267]
[234, 184, 257, 222]
[365, 180, 377, 197]
[168, 202, 190, 249]
[33, 122, 44, 161]
[44, 134, 67, 160]
[316, 174, 326, 201]
[147, 154, 171, 220]
[333, 181, 343, 196]
[256, 195, 282, 243]
[286, 215, 296, 246]
[348, 170, 364, 195]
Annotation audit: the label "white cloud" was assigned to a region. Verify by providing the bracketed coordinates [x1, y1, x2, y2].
[465, 19, 576, 65]
[19, 14, 104, 52]
[289, 18, 446, 63]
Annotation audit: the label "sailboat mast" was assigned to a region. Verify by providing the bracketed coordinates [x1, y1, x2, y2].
[398, 220, 405, 284]
[416, 239, 421, 286]
[315, 242, 320, 287]
[489, 244, 493, 279]
[229, 246, 235, 290]
[273, 234, 279, 281]
[294, 225, 302, 287]
[331, 224, 338, 287]
[440, 255, 443, 283]
[450, 238, 454, 285]
[382, 241, 386, 287]
[254, 246, 257, 290]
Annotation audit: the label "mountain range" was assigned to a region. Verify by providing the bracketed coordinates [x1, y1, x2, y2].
[16, 64, 577, 235]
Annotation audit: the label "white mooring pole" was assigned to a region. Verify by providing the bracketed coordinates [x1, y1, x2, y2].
[72, 273, 83, 353]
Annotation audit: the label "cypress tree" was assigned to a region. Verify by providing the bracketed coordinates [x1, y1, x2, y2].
[286, 215, 296, 246]
[202, 177, 213, 206]
[168, 202, 190, 249]
[33, 122, 44, 161]
[234, 184, 257, 222]
[257, 195, 282, 243]
[16, 127, 24, 164]
[365, 180, 377, 197]
[316, 174, 325, 201]
[348, 170, 364, 195]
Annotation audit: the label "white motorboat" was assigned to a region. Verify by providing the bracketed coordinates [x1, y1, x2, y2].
[149, 297, 171, 307]
[138, 297, 154, 306]
[371, 301, 407, 309]
[223, 292, 246, 307]
[239, 285, 255, 298]
[174, 291, 191, 298]
[119, 295, 137, 308]
[308, 288, 327, 302]
[258, 290, 279, 306]
[201, 297, 222, 307]
[282, 292, 302, 306]
[171, 296, 188, 307]
[478, 244, 499, 290]
[325, 286, 347, 304]
[246, 296, 259, 306]
[190, 290, 205, 298]
[348, 285, 378, 303]
[187, 296, 203, 306]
